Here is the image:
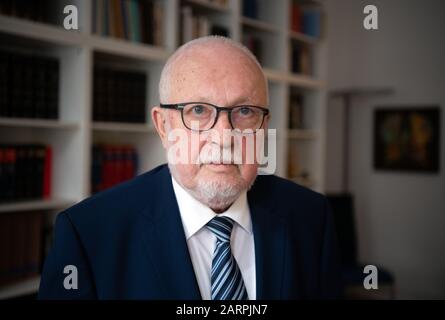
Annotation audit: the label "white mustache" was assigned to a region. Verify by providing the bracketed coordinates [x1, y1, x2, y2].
[198, 146, 237, 165]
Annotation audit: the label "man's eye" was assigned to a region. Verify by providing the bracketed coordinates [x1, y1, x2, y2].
[239, 107, 253, 115]
[192, 105, 205, 114]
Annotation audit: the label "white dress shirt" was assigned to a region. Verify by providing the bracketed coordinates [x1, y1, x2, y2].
[171, 177, 256, 300]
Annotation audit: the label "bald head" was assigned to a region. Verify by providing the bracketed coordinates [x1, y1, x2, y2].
[158, 36, 268, 106]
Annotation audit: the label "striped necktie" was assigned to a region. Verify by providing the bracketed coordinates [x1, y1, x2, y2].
[206, 216, 248, 300]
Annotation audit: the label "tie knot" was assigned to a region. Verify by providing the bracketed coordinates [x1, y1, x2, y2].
[206, 216, 234, 242]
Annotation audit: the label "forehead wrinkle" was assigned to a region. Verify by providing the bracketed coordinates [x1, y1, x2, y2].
[172, 57, 264, 105]
[162, 39, 268, 106]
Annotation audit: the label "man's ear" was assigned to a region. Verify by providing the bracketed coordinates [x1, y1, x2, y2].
[151, 106, 168, 148]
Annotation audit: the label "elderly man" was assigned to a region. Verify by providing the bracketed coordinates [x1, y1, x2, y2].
[39, 36, 341, 300]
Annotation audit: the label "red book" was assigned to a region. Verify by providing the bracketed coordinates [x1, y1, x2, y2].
[102, 146, 113, 190]
[291, 3, 302, 32]
[43, 145, 52, 199]
[122, 146, 133, 181]
[113, 146, 122, 186]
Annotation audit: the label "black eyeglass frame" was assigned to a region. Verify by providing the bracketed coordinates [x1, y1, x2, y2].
[159, 102, 270, 132]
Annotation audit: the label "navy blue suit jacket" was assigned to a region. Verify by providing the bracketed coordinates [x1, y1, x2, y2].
[39, 164, 341, 299]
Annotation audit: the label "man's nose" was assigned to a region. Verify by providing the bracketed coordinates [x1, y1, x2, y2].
[209, 110, 233, 147]
[213, 110, 232, 131]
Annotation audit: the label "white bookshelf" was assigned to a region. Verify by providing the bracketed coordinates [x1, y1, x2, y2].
[0, 117, 79, 129]
[241, 16, 280, 33]
[92, 122, 156, 133]
[0, 0, 327, 299]
[185, 0, 231, 12]
[0, 199, 76, 214]
[0, 276, 41, 300]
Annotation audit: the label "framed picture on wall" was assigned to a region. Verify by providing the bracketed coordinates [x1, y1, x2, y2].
[374, 107, 440, 172]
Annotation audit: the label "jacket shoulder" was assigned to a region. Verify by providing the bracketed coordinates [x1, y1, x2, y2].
[252, 174, 326, 204]
[60, 164, 169, 230]
[250, 174, 329, 221]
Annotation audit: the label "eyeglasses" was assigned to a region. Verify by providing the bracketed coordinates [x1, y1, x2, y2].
[160, 102, 269, 132]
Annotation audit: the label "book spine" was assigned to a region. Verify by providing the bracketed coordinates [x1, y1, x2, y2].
[33, 57, 47, 118]
[10, 55, 25, 118]
[130, 0, 141, 42]
[153, 0, 163, 46]
[43, 145, 52, 199]
[181, 6, 193, 44]
[0, 52, 9, 117]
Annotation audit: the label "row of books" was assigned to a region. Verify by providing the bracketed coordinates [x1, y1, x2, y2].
[93, 67, 147, 123]
[242, 0, 258, 20]
[243, 0, 322, 38]
[291, 43, 312, 75]
[181, 6, 229, 44]
[287, 142, 311, 184]
[0, 50, 59, 120]
[0, 0, 53, 24]
[290, 1, 322, 38]
[196, 0, 229, 7]
[92, 0, 164, 46]
[243, 34, 263, 65]
[91, 144, 138, 194]
[289, 93, 304, 129]
[0, 211, 46, 287]
[0, 144, 52, 203]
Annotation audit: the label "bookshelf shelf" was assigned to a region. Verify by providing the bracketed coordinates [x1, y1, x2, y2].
[92, 122, 156, 133]
[263, 68, 287, 83]
[287, 129, 319, 140]
[184, 0, 231, 12]
[289, 30, 319, 45]
[263, 69, 323, 89]
[0, 276, 40, 300]
[0, 118, 79, 130]
[0, 198, 77, 214]
[241, 17, 280, 33]
[287, 73, 324, 89]
[0, 14, 85, 47]
[289, 177, 317, 189]
[88, 34, 170, 62]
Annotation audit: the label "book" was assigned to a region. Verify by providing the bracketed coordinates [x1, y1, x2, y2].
[291, 43, 312, 75]
[0, 50, 59, 120]
[211, 25, 229, 37]
[302, 6, 322, 38]
[289, 93, 304, 129]
[243, 0, 258, 19]
[91, 144, 138, 193]
[43, 146, 52, 199]
[91, 0, 164, 45]
[290, 1, 302, 33]
[181, 6, 193, 43]
[93, 67, 147, 123]
[287, 142, 300, 178]
[0, 144, 52, 203]
[0, 0, 50, 24]
[243, 35, 262, 64]
[0, 211, 44, 286]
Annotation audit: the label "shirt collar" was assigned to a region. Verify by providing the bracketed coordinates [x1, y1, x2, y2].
[171, 176, 252, 240]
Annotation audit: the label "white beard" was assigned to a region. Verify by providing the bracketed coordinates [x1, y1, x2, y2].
[193, 178, 245, 210]
[168, 163, 254, 211]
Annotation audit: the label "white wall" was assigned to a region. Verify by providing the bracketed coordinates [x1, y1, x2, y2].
[324, 0, 445, 299]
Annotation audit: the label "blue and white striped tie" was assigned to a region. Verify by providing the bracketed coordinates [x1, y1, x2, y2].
[206, 216, 248, 300]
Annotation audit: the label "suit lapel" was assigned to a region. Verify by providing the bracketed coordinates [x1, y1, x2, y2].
[248, 186, 287, 300]
[138, 167, 201, 299]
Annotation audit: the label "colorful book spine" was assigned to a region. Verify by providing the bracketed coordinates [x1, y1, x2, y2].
[91, 144, 138, 194]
